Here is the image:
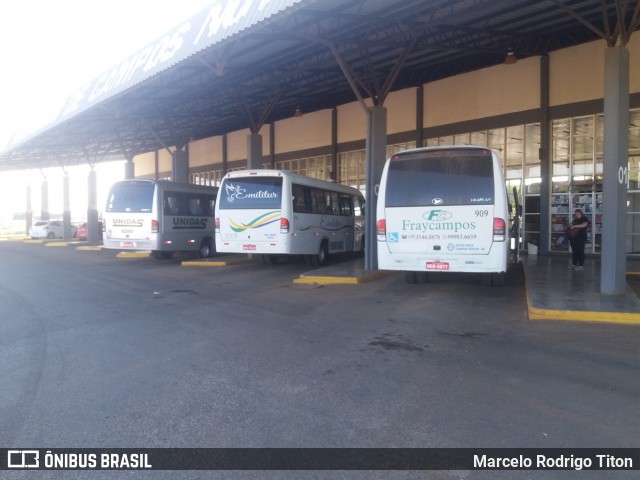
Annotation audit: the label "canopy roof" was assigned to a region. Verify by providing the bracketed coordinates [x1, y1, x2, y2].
[1, 0, 638, 170]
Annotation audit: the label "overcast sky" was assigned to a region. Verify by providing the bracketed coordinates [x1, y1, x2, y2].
[0, 0, 216, 150]
[0, 0, 216, 221]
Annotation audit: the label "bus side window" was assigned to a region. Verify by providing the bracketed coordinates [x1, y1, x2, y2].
[293, 185, 308, 213]
[339, 194, 352, 216]
[330, 192, 340, 215]
[189, 196, 204, 215]
[314, 189, 329, 214]
[164, 194, 179, 215]
[354, 196, 364, 217]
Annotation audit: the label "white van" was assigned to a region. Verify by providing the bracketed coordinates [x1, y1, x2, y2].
[376, 146, 509, 286]
[215, 170, 365, 265]
[103, 180, 218, 259]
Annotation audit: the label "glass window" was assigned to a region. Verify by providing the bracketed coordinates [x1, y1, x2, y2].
[106, 181, 155, 213]
[505, 126, 524, 167]
[524, 123, 541, 165]
[339, 194, 352, 216]
[470, 131, 487, 146]
[218, 177, 282, 210]
[385, 148, 495, 207]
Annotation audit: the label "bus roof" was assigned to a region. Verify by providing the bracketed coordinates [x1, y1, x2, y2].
[222, 169, 363, 197]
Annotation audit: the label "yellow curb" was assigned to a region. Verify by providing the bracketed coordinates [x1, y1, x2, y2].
[293, 270, 393, 285]
[0, 236, 29, 241]
[77, 246, 103, 251]
[23, 239, 48, 244]
[627, 272, 640, 276]
[45, 242, 72, 247]
[526, 293, 640, 325]
[181, 258, 256, 267]
[116, 251, 151, 258]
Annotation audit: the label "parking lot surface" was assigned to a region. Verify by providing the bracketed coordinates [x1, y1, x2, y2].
[1, 241, 638, 479]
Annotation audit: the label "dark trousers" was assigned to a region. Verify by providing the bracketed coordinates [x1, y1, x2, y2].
[569, 237, 587, 266]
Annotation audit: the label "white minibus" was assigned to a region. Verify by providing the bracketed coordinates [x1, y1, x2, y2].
[376, 146, 509, 286]
[103, 180, 218, 259]
[215, 170, 365, 265]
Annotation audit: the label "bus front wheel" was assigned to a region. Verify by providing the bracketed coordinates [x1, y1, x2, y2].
[198, 238, 214, 258]
[404, 271, 418, 284]
[309, 242, 328, 267]
[262, 254, 279, 265]
[152, 250, 173, 260]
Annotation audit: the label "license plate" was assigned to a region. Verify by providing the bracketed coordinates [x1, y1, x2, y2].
[243, 244, 256, 251]
[426, 261, 449, 270]
[120, 241, 136, 248]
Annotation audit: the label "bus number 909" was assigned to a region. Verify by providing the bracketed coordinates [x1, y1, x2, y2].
[475, 209, 489, 217]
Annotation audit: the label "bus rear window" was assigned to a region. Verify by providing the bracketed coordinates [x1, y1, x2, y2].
[219, 177, 282, 209]
[106, 182, 155, 213]
[385, 151, 495, 207]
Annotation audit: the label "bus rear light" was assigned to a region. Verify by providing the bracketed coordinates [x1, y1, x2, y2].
[377, 219, 386, 241]
[280, 218, 289, 233]
[151, 219, 159, 233]
[215, 217, 220, 232]
[493, 217, 506, 242]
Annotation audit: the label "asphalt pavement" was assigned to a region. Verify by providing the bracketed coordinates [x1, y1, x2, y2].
[0, 241, 638, 480]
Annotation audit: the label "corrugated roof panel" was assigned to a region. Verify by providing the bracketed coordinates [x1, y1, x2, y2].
[51, 0, 310, 136]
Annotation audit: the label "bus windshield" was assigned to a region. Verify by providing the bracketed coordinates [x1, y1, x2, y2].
[219, 177, 282, 210]
[385, 149, 495, 207]
[106, 182, 155, 213]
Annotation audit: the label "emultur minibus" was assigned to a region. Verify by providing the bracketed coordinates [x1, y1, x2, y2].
[215, 170, 365, 265]
[376, 146, 509, 286]
[103, 180, 218, 259]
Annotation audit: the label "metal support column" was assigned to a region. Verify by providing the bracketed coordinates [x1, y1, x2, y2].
[364, 105, 387, 272]
[62, 173, 72, 239]
[539, 55, 551, 254]
[247, 133, 263, 170]
[26, 184, 33, 236]
[172, 149, 189, 183]
[601, 46, 629, 295]
[331, 108, 338, 181]
[124, 158, 135, 179]
[222, 135, 228, 175]
[41, 179, 50, 221]
[416, 86, 424, 147]
[87, 169, 100, 243]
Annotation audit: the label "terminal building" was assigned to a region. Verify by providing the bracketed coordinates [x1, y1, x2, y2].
[1, 0, 639, 295]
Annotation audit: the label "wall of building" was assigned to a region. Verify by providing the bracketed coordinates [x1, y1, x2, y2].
[424, 56, 540, 127]
[132, 36, 640, 176]
[189, 136, 223, 168]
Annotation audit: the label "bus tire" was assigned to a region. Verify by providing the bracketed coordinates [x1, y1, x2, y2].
[491, 272, 506, 287]
[480, 273, 492, 286]
[404, 271, 418, 284]
[198, 238, 214, 258]
[417, 272, 429, 283]
[153, 250, 173, 260]
[262, 254, 279, 265]
[310, 241, 328, 267]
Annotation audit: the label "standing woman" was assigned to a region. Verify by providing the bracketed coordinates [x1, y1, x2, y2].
[568, 208, 590, 270]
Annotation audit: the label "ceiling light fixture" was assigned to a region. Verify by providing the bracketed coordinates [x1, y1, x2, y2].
[504, 49, 517, 65]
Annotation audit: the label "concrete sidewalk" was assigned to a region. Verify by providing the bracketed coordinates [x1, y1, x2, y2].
[293, 254, 640, 324]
